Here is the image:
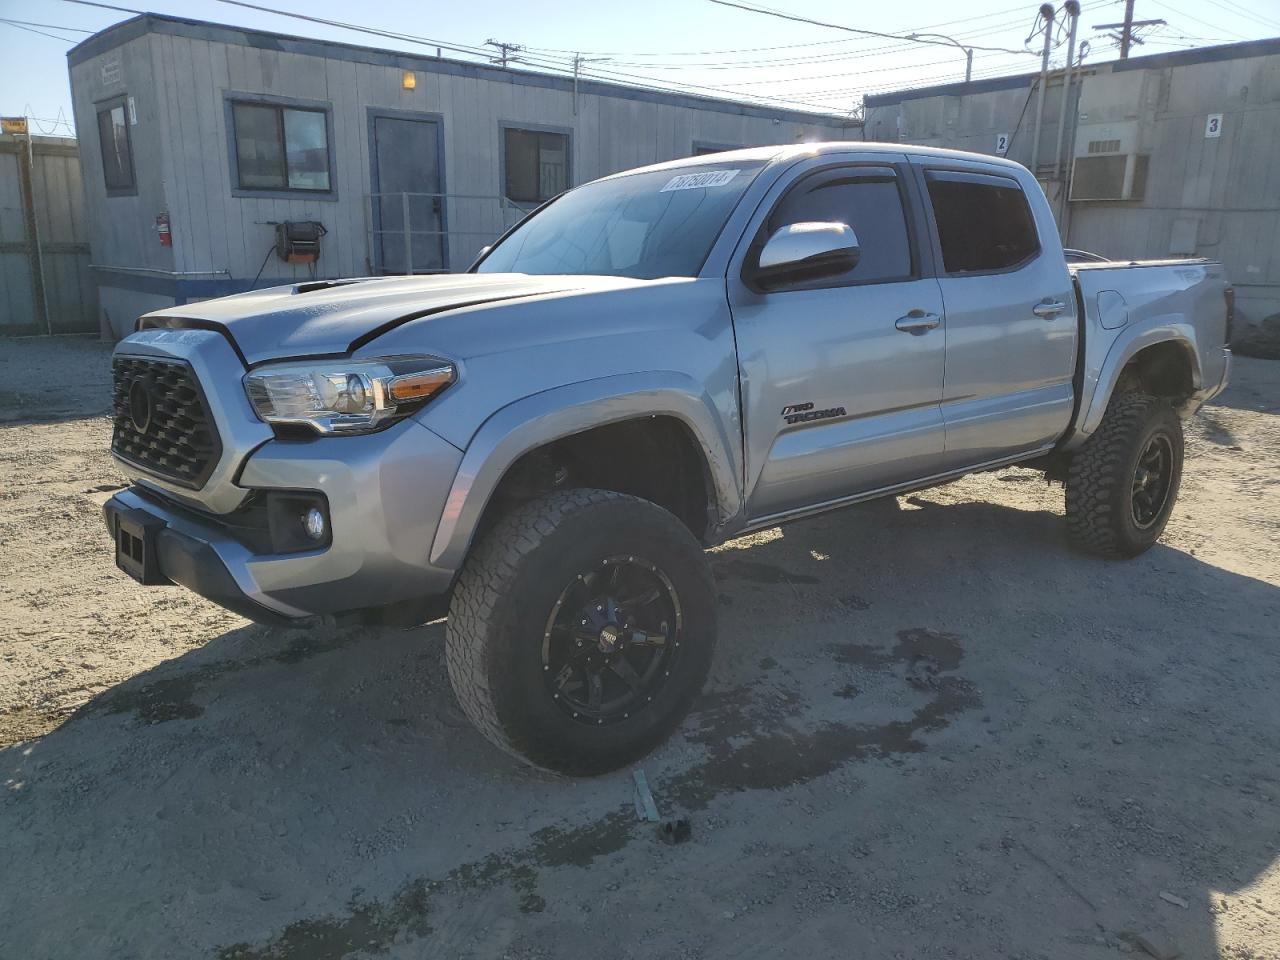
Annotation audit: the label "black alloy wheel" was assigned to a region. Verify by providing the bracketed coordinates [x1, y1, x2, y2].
[1131, 432, 1175, 529]
[542, 556, 682, 725]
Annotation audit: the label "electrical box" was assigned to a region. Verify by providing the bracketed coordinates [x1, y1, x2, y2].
[274, 220, 326, 264]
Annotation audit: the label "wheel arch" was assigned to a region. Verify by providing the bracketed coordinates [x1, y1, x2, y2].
[1078, 329, 1202, 438]
[429, 373, 742, 571]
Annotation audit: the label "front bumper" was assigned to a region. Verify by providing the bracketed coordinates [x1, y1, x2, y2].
[103, 417, 464, 623]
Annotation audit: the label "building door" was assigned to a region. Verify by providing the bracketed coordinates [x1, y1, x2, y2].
[371, 113, 445, 273]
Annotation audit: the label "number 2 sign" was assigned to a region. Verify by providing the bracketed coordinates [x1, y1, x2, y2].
[1205, 114, 1223, 138]
[995, 132, 1010, 155]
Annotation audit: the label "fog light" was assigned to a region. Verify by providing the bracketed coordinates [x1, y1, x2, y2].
[303, 507, 326, 541]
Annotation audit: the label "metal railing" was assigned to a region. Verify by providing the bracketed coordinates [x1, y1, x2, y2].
[363, 192, 529, 275]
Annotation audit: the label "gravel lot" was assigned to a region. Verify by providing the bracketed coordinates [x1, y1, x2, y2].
[1, 337, 1278, 959]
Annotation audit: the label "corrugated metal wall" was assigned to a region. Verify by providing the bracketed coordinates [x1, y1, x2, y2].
[0, 135, 97, 335]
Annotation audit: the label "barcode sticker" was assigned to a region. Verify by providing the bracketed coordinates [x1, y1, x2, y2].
[660, 169, 741, 192]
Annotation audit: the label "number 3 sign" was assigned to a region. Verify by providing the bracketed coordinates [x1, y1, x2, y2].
[1205, 114, 1223, 138]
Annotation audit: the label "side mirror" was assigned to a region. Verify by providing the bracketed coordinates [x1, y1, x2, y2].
[751, 222, 860, 291]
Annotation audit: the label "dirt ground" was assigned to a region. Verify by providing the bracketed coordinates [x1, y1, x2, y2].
[1, 337, 1278, 960]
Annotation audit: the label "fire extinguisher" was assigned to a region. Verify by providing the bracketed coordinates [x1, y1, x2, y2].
[155, 212, 172, 247]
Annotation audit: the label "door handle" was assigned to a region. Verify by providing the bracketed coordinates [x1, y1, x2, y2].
[895, 310, 941, 334]
[1033, 299, 1067, 319]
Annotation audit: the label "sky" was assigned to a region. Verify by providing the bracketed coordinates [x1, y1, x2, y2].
[2, 0, 1278, 135]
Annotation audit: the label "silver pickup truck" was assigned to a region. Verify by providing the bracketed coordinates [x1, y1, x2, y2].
[103, 143, 1232, 773]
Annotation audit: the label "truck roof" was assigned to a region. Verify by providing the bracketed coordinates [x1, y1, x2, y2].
[597, 141, 1029, 183]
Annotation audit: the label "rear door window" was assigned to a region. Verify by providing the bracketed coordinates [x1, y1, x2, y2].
[925, 171, 1040, 274]
[763, 166, 915, 287]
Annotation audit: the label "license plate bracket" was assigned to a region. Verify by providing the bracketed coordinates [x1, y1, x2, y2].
[113, 508, 169, 585]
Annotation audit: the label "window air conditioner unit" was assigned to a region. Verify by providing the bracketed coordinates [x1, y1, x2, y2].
[1069, 152, 1149, 201]
[1069, 121, 1148, 201]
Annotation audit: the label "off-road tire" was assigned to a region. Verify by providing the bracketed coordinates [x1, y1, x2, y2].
[1065, 392, 1184, 558]
[445, 488, 716, 775]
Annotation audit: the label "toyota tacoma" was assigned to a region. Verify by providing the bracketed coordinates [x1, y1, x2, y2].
[103, 144, 1232, 774]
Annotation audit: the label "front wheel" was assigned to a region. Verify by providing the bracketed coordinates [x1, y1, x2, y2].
[1065, 392, 1184, 558]
[445, 488, 717, 775]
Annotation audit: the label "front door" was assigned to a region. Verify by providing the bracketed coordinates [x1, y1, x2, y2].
[371, 113, 445, 273]
[728, 161, 948, 520]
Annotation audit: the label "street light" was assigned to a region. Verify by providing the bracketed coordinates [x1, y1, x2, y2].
[908, 32, 975, 83]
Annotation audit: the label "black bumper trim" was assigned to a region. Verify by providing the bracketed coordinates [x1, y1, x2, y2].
[103, 494, 301, 627]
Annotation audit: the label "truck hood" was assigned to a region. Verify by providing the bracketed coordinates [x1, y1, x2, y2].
[141, 273, 649, 365]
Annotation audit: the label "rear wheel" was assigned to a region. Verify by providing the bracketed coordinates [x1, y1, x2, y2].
[445, 488, 716, 775]
[1065, 392, 1184, 558]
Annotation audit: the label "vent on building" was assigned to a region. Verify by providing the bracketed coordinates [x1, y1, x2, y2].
[1087, 138, 1122, 154]
[1070, 154, 1149, 201]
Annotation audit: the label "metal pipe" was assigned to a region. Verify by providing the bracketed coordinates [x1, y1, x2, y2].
[1053, 0, 1080, 182]
[88, 265, 231, 277]
[87, 264, 232, 276]
[1030, 4, 1056, 175]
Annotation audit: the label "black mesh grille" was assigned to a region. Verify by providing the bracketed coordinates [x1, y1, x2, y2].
[111, 356, 222, 489]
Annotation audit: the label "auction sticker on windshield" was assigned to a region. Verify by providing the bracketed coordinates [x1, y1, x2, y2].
[660, 169, 741, 191]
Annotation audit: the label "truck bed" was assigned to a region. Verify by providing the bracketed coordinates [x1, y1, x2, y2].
[1066, 256, 1231, 447]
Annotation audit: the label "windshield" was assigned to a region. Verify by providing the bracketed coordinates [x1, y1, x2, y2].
[475, 160, 767, 279]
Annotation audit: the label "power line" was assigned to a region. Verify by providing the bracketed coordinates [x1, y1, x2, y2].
[1202, 0, 1280, 31]
[704, 0, 1043, 57]
[0, 20, 84, 42]
[1143, 0, 1253, 40]
[194, 0, 851, 113]
[189, 0, 837, 112]
[54, 0, 144, 15]
[523, 1, 1053, 58]
[0, 18, 93, 33]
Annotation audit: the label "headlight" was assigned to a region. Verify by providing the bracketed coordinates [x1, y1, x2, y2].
[243, 356, 455, 435]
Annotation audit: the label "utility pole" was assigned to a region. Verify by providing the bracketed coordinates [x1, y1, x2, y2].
[484, 39, 524, 68]
[571, 53, 610, 115]
[1052, 0, 1081, 182]
[1094, 1, 1165, 59]
[1030, 3, 1056, 175]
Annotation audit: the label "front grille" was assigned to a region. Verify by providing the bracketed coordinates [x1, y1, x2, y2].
[111, 356, 222, 489]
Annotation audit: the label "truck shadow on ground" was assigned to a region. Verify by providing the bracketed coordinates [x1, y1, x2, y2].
[3, 495, 1278, 959]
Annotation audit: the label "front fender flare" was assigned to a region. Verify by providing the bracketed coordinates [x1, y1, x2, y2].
[428, 372, 742, 570]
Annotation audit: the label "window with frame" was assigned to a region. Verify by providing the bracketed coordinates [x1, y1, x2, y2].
[504, 128, 569, 203]
[231, 101, 331, 192]
[96, 98, 135, 193]
[925, 172, 1040, 274]
[763, 166, 914, 286]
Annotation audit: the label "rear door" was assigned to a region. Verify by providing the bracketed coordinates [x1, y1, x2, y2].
[919, 166, 1078, 463]
[728, 157, 948, 520]
[370, 113, 446, 273]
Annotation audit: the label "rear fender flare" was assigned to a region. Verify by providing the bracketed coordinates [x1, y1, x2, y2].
[1078, 325, 1203, 437]
[428, 372, 742, 570]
